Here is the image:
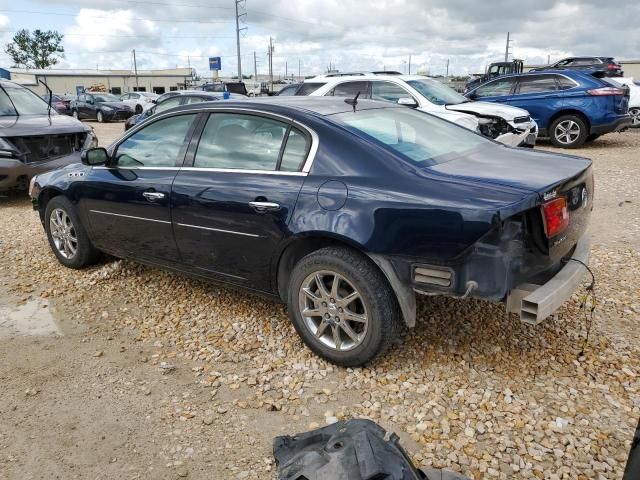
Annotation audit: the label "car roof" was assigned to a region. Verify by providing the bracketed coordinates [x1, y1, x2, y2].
[161, 96, 399, 117]
[304, 74, 431, 84]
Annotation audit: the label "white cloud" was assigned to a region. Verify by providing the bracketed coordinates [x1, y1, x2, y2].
[0, 14, 9, 28]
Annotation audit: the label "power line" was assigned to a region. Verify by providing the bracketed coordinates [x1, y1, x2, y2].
[0, 9, 231, 25]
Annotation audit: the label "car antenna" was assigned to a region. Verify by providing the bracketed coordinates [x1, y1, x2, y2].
[344, 91, 361, 112]
[39, 79, 53, 117]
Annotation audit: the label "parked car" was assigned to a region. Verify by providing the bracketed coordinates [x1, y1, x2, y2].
[71, 92, 133, 122]
[302, 73, 538, 147]
[276, 83, 302, 96]
[30, 97, 593, 366]
[124, 91, 243, 130]
[41, 93, 74, 115]
[119, 91, 159, 114]
[465, 71, 631, 148]
[0, 80, 97, 191]
[614, 78, 640, 127]
[529, 57, 623, 78]
[465, 59, 524, 92]
[195, 81, 248, 96]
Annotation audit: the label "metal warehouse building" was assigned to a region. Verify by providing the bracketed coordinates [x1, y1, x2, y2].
[6, 67, 195, 96]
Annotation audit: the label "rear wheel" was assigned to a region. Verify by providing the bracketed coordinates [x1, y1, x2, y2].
[630, 107, 640, 128]
[287, 247, 401, 367]
[135, 104, 143, 114]
[72, 110, 79, 119]
[44, 196, 100, 269]
[96, 110, 104, 123]
[549, 115, 588, 148]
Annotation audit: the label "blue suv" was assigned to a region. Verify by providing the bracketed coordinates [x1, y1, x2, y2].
[465, 71, 631, 148]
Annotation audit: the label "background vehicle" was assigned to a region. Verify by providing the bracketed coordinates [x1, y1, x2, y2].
[465, 71, 631, 148]
[615, 78, 640, 127]
[119, 91, 158, 114]
[71, 93, 133, 123]
[530, 56, 623, 77]
[276, 83, 302, 96]
[195, 81, 248, 96]
[465, 59, 524, 92]
[40, 93, 74, 115]
[124, 91, 242, 130]
[31, 98, 592, 366]
[303, 73, 538, 147]
[0, 80, 96, 191]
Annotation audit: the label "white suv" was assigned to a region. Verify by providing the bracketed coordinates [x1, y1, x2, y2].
[302, 73, 538, 147]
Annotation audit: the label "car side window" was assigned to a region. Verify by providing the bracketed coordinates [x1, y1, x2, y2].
[183, 96, 207, 105]
[194, 113, 291, 171]
[516, 75, 558, 94]
[114, 114, 196, 168]
[279, 128, 310, 171]
[371, 81, 414, 103]
[473, 78, 514, 98]
[155, 96, 184, 113]
[556, 59, 572, 67]
[556, 76, 578, 90]
[326, 81, 370, 98]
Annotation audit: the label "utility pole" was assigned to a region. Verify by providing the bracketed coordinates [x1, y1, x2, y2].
[446, 58, 450, 78]
[298, 59, 301, 81]
[547, 54, 550, 65]
[253, 50, 257, 80]
[504, 32, 512, 62]
[408, 55, 411, 75]
[132, 49, 139, 91]
[268, 37, 274, 93]
[285, 60, 288, 79]
[235, 0, 247, 80]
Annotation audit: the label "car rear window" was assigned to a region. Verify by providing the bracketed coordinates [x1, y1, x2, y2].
[331, 107, 489, 167]
[296, 83, 326, 96]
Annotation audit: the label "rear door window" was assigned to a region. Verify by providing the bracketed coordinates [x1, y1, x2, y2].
[473, 78, 515, 98]
[556, 76, 578, 90]
[279, 128, 310, 171]
[516, 75, 558, 94]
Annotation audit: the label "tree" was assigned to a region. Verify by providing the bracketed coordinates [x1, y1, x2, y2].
[5, 29, 64, 69]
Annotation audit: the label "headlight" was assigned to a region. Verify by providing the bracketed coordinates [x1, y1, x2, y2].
[102, 106, 113, 112]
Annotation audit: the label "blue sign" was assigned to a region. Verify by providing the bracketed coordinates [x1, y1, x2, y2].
[209, 57, 221, 71]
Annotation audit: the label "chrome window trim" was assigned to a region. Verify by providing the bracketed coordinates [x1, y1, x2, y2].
[175, 223, 261, 238]
[89, 209, 171, 224]
[105, 106, 319, 175]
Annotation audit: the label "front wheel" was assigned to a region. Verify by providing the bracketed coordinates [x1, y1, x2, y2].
[72, 110, 79, 119]
[135, 104, 143, 114]
[630, 107, 640, 128]
[44, 196, 100, 269]
[96, 110, 104, 123]
[549, 115, 588, 148]
[287, 247, 402, 367]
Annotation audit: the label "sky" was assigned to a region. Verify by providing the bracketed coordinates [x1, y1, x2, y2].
[0, 0, 638, 78]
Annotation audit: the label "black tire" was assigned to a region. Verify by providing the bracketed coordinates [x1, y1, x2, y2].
[96, 110, 105, 123]
[44, 196, 100, 269]
[287, 246, 402, 367]
[72, 109, 79, 119]
[585, 134, 601, 143]
[135, 104, 143, 114]
[549, 114, 588, 148]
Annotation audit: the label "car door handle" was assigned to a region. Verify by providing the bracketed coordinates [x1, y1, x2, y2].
[142, 191, 165, 201]
[249, 201, 280, 212]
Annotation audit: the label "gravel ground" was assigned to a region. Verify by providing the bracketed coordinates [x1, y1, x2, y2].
[0, 123, 638, 479]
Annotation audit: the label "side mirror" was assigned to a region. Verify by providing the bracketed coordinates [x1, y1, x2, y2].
[397, 97, 418, 108]
[81, 147, 109, 166]
[466, 91, 476, 100]
[87, 99, 94, 105]
[151, 99, 157, 104]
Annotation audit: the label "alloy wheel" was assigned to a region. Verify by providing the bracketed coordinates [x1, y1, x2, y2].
[49, 208, 78, 259]
[554, 120, 581, 145]
[97, 111, 104, 123]
[630, 108, 640, 127]
[298, 270, 368, 351]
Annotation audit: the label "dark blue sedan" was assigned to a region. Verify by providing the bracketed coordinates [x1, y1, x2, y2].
[30, 98, 593, 366]
[465, 71, 631, 148]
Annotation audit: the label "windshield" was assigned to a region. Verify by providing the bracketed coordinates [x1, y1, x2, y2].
[332, 107, 489, 166]
[406, 79, 468, 106]
[94, 93, 120, 102]
[0, 85, 52, 116]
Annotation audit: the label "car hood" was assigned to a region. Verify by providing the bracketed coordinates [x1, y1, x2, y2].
[426, 144, 592, 193]
[99, 101, 130, 109]
[0, 114, 90, 137]
[447, 101, 530, 120]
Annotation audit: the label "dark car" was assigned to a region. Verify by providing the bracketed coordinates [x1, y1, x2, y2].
[196, 82, 248, 96]
[124, 91, 241, 131]
[0, 80, 97, 191]
[276, 83, 302, 96]
[530, 56, 623, 77]
[71, 92, 133, 122]
[30, 97, 593, 366]
[465, 71, 631, 148]
[41, 94, 74, 115]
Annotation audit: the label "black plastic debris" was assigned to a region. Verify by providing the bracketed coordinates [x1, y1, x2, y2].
[623, 417, 640, 480]
[273, 418, 470, 480]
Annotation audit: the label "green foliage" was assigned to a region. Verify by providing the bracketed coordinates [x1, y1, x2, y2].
[5, 29, 65, 69]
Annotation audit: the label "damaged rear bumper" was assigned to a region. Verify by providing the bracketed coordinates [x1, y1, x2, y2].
[506, 234, 590, 324]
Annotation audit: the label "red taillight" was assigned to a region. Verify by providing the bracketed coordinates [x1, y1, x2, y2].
[607, 63, 620, 71]
[587, 87, 625, 96]
[54, 102, 65, 108]
[541, 197, 569, 239]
